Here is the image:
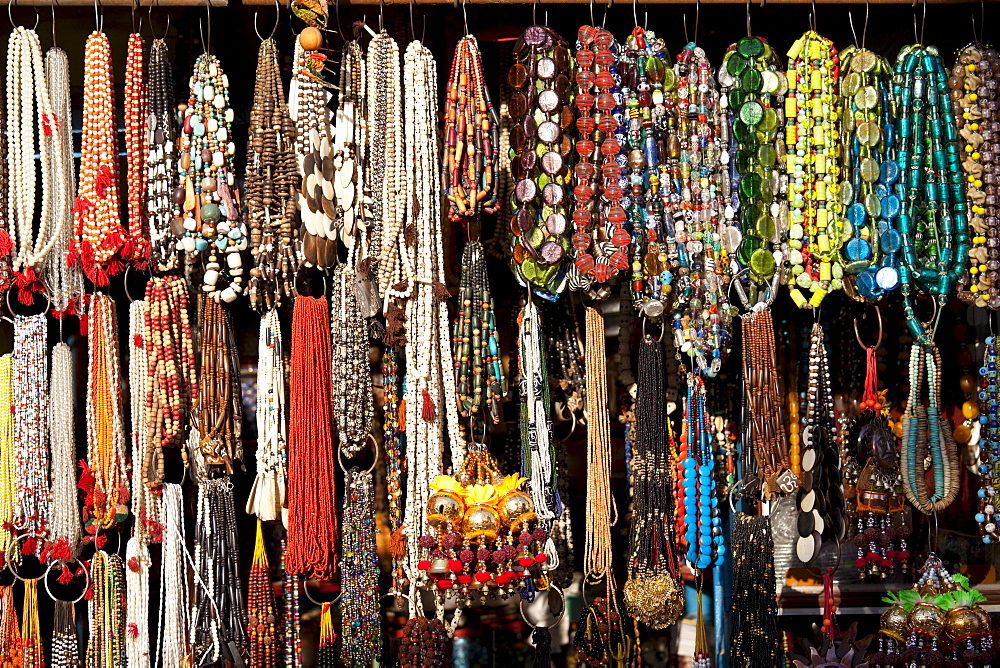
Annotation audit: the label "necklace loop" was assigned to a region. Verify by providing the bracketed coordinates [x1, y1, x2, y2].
[4, 533, 46, 581]
[43, 558, 90, 604]
[853, 305, 884, 351]
[519, 585, 566, 630]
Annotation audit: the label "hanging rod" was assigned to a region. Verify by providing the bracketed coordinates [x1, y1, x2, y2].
[11, 0, 226, 5]
[242, 0, 998, 5]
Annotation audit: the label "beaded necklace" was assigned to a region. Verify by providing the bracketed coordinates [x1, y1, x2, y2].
[452, 240, 506, 424]
[730, 513, 782, 664]
[340, 468, 380, 665]
[73, 31, 125, 286]
[719, 35, 787, 285]
[292, 41, 337, 270]
[680, 373, 724, 569]
[0, 47, 9, 296]
[977, 335, 1000, 542]
[666, 42, 733, 376]
[0, 585, 18, 662]
[443, 36, 500, 223]
[246, 38, 299, 311]
[285, 296, 339, 581]
[784, 31, 844, 309]
[621, 27, 674, 315]
[838, 46, 901, 301]
[12, 314, 48, 541]
[0, 355, 13, 566]
[584, 306, 613, 582]
[382, 346, 405, 590]
[316, 601, 336, 667]
[52, 600, 79, 666]
[157, 483, 190, 665]
[280, 537, 302, 668]
[568, 26, 629, 294]
[893, 43, 970, 344]
[248, 308, 286, 522]
[124, 31, 150, 268]
[399, 617, 451, 667]
[508, 25, 574, 298]
[953, 43, 1000, 307]
[6, 26, 55, 293]
[129, 299, 156, 536]
[87, 550, 126, 665]
[125, 530, 153, 665]
[177, 53, 246, 302]
[43, 45, 82, 315]
[147, 39, 178, 274]
[20, 579, 41, 666]
[196, 298, 241, 473]
[331, 265, 374, 455]
[48, 343, 79, 558]
[248, 520, 281, 667]
[332, 39, 370, 264]
[84, 294, 128, 532]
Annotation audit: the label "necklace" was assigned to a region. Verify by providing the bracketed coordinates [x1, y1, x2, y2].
[0, 355, 13, 567]
[73, 31, 125, 286]
[452, 240, 506, 424]
[196, 298, 241, 473]
[978, 334, 1000, 542]
[331, 265, 374, 455]
[0, 44, 10, 295]
[124, 31, 150, 268]
[6, 26, 56, 295]
[83, 294, 128, 532]
[47, 342, 79, 560]
[125, 532, 153, 666]
[281, 537, 302, 668]
[43, 45, 82, 316]
[719, 35, 788, 285]
[157, 483, 190, 665]
[508, 25, 574, 298]
[666, 42, 733, 376]
[129, 299, 157, 536]
[292, 41, 337, 270]
[730, 513, 782, 664]
[443, 35, 500, 223]
[331, 39, 370, 266]
[340, 468, 380, 665]
[383, 346, 406, 591]
[399, 616, 451, 667]
[568, 26, 629, 294]
[894, 43, 970, 344]
[20, 578, 41, 666]
[285, 296, 339, 581]
[12, 314, 48, 541]
[680, 373, 724, 569]
[584, 306, 614, 582]
[0, 585, 18, 663]
[246, 38, 299, 311]
[838, 46, 901, 301]
[52, 599, 79, 666]
[177, 53, 246, 302]
[87, 550, 126, 666]
[248, 308, 287, 522]
[147, 39, 178, 274]
[248, 519, 281, 667]
[784, 31, 845, 309]
[953, 43, 1000, 307]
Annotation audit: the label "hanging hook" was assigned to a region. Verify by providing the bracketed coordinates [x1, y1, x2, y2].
[913, 0, 927, 45]
[131, 0, 141, 35]
[694, 0, 700, 44]
[746, 0, 751, 37]
[461, 0, 468, 36]
[149, 0, 170, 42]
[981, 0, 986, 43]
[51, 0, 57, 47]
[632, 0, 637, 28]
[10, 0, 39, 31]
[532, 0, 537, 25]
[93, 0, 102, 33]
[863, 0, 868, 48]
[849, 10, 858, 47]
[199, 0, 212, 54]
[809, 0, 816, 32]
[254, 0, 279, 41]
[604, 0, 610, 27]
[378, 0, 384, 33]
[589, 0, 594, 25]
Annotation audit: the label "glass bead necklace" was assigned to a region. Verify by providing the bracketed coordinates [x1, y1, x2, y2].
[157, 483, 190, 663]
[976, 333, 1000, 542]
[12, 314, 48, 542]
[340, 468, 380, 665]
[86, 550, 126, 665]
[123, 30, 150, 268]
[146, 38, 179, 274]
[247, 519, 281, 667]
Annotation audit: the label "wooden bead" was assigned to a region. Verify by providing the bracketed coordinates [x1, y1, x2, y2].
[298, 27, 323, 52]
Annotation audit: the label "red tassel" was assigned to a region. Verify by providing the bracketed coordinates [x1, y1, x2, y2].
[78, 313, 88, 337]
[0, 229, 12, 258]
[22, 537, 36, 555]
[94, 534, 107, 549]
[422, 389, 437, 421]
[127, 557, 139, 573]
[101, 230, 123, 253]
[128, 623, 139, 639]
[56, 564, 74, 585]
[78, 460, 95, 491]
[72, 196, 92, 217]
[133, 334, 143, 348]
[106, 256, 124, 277]
[96, 165, 112, 198]
[94, 268, 109, 287]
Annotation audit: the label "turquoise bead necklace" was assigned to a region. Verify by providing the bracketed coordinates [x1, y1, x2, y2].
[892, 44, 970, 344]
[681, 373, 724, 570]
[976, 335, 1000, 542]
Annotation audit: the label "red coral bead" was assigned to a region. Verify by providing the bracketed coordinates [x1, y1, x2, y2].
[417, 560, 431, 571]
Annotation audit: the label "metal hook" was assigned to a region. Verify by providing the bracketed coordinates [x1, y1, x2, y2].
[849, 10, 859, 47]
[853, 305, 883, 351]
[199, 0, 212, 54]
[589, 0, 594, 25]
[131, 0, 141, 35]
[93, 0, 102, 33]
[632, 0, 637, 28]
[809, 0, 816, 32]
[254, 0, 279, 41]
[149, 0, 170, 42]
[694, 0, 700, 44]
[8, 0, 39, 31]
[461, 0, 468, 36]
[409, 0, 417, 42]
[532, 0, 537, 25]
[746, 0, 751, 37]
[913, 0, 927, 44]
[378, 0, 384, 33]
[604, 0, 610, 27]
[50, 0, 56, 47]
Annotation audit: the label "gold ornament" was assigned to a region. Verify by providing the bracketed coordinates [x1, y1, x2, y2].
[879, 605, 909, 642]
[623, 574, 685, 630]
[907, 602, 945, 637]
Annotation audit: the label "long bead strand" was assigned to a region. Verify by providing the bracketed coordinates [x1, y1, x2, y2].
[12, 314, 49, 547]
[47, 342, 79, 559]
[340, 468, 380, 665]
[247, 308, 287, 522]
[146, 39, 178, 273]
[123, 31, 150, 267]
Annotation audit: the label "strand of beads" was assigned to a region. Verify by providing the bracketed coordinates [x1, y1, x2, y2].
[247, 520, 281, 667]
[280, 537, 301, 667]
[953, 43, 1000, 307]
[19, 573, 41, 665]
[177, 53, 246, 302]
[125, 521, 153, 665]
[332, 39, 370, 264]
[6, 26, 54, 292]
[85, 294, 128, 532]
[667, 42, 733, 377]
[340, 468, 380, 664]
[248, 308, 286, 522]
[785, 31, 844, 309]
[331, 265, 374, 455]
[0, 356, 13, 565]
[508, 25, 574, 298]
[0, 586, 17, 663]
[42, 45, 82, 315]
[158, 483, 191, 663]
[12, 314, 48, 542]
[382, 347, 406, 591]
[292, 40, 337, 269]
[621, 27, 673, 315]
[894, 44, 970, 344]
[51, 600, 79, 666]
[0, 39, 10, 296]
[124, 31, 150, 267]
[977, 335, 1000, 542]
[47, 343, 79, 557]
[719, 35, 788, 284]
[72, 31, 125, 286]
[147, 39, 178, 273]
[129, 299, 156, 537]
[246, 38, 299, 311]
[838, 46, 902, 301]
[680, 373, 724, 569]
[443, 36, 500, 222]
[196, 298, 242, 473]
[452, 241, 506, 424]
[568, 26, 630, 294]
[87, 550, 127, 665]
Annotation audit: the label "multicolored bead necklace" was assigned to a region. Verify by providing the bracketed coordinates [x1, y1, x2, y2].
[146, 38, 178, 274]
[838, 45, 902, 301]
[976, 334, 1000, 542]
[340, 468, 380, 665]
[785, 31, 844, 309]
[247, 520, 280, 667]
[680, 373, 723, 569]
[123, 31, 150, 267]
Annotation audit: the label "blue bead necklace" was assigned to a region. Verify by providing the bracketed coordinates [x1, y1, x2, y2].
[976, 335, 1000, 542]
[681, 373, 724, 569]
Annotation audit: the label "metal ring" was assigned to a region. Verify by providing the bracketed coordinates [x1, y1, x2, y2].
[5, 533, 46, 581]
[293, 270, 329, 299]
[853, 305, 883, 351]
[96, 529, 121, 556]
[640, 315, 666, 342]
[5, 286, 51, 320]
[123, 265, 149, 304]
[43, 558, 90, 604]
[519, 584, 565, 630]
[581, 572, 608, 608]
[336, 432, 380, 476]
[728, 478, 745, 514]
[301, 577, 342, 606]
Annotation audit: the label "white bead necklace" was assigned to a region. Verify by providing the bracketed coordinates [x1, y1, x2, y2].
[5, 27, 55, 277]
[333, 40, 371, 263]
[0, 355, 14, 563]
[128, 299, 157, 539]
[156, 483, 190, 666]
[48, 342, 80, 555]
[146, 39, 178, 273]
[125, 534, 152, 666]
[246, 308, 286, 522]
[12, 314, 49, 539]
[42, 47, 82, 315]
